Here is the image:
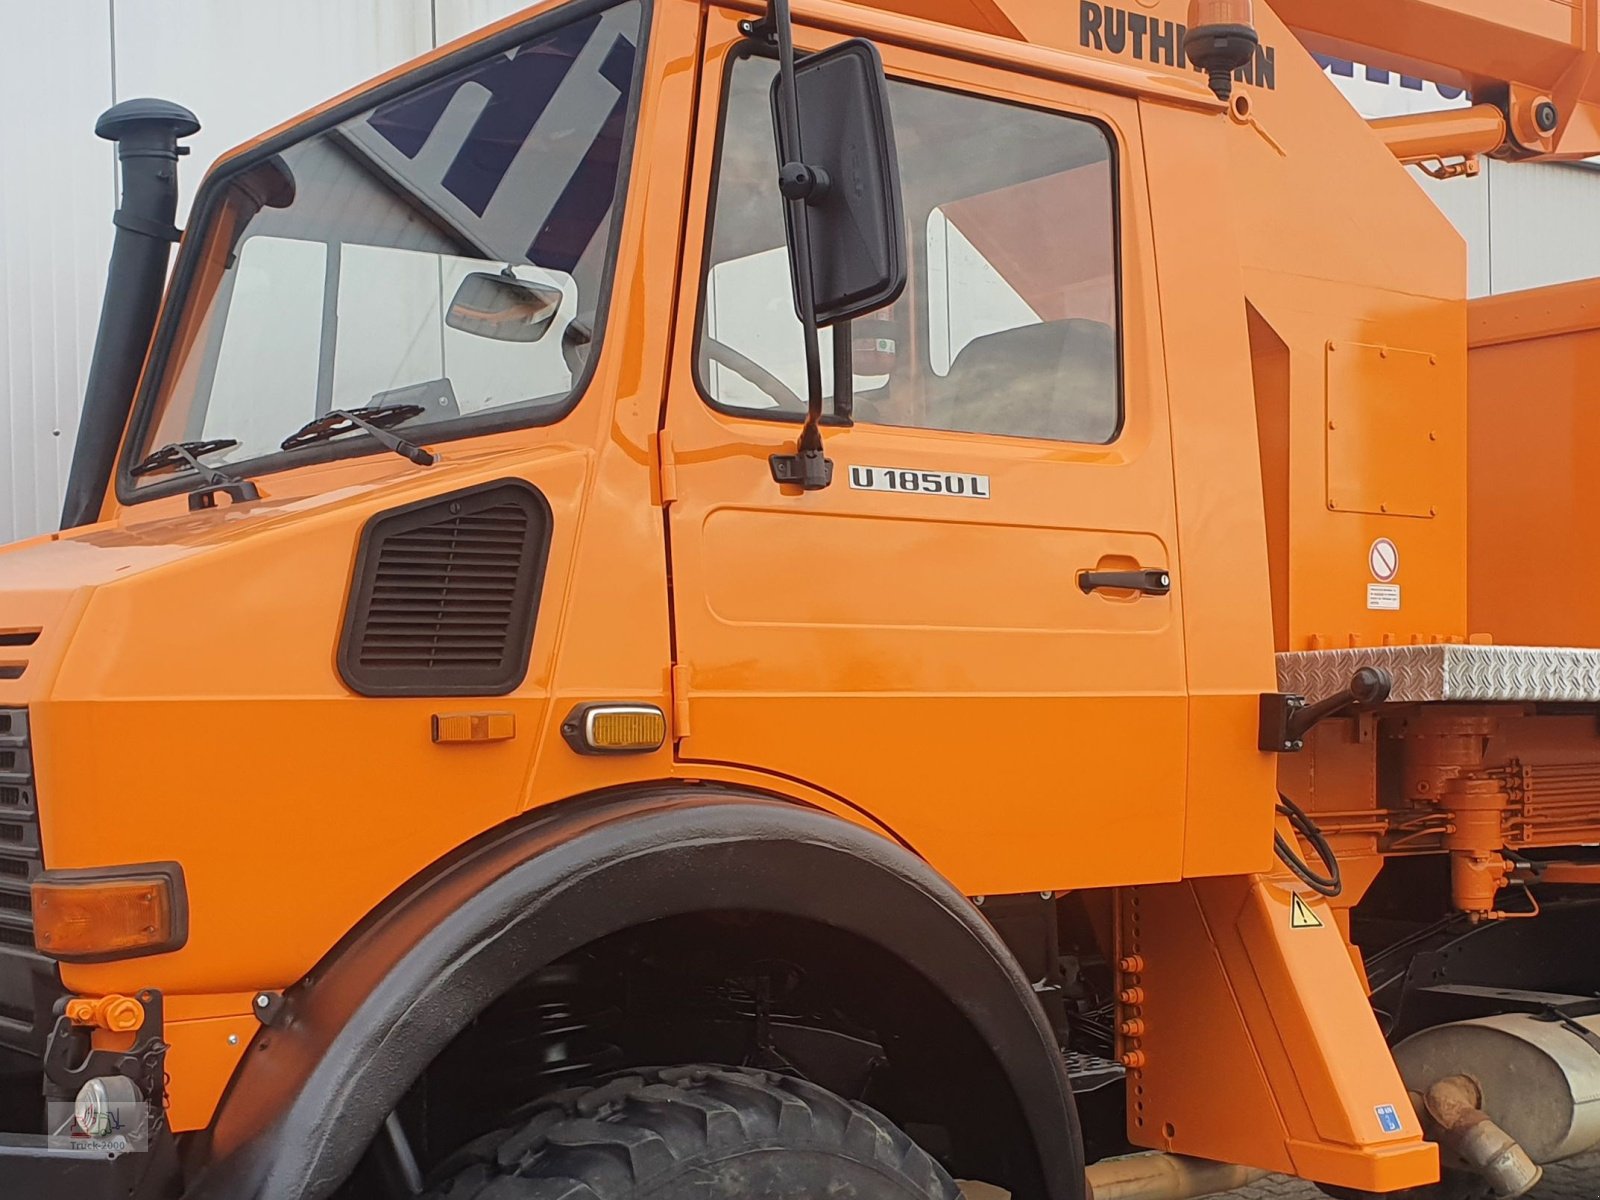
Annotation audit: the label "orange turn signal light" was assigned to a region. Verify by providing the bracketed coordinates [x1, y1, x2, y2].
[1188, 0, 1254, 27]
[1184, 0, 1260, 101]
[32, 863, 187, 963]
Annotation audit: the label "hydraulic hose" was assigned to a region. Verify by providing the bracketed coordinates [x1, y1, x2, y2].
[1275, 792, 1342, 898]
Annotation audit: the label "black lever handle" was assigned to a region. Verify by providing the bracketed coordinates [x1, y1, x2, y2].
[1079, 568, 1171, 597]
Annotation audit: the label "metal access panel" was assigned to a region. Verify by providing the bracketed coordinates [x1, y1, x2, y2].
[1326, 341, 1447, 518]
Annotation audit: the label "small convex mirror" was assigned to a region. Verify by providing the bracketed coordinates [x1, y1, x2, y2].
[446, 270, 563, 343]
[772, 39, 907, 327]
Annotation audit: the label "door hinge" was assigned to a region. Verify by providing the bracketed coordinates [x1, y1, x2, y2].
[655, 429, 678, 508]
[670, 663, 691, 741]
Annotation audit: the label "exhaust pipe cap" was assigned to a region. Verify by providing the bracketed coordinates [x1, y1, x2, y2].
[95, 97, 200, 143]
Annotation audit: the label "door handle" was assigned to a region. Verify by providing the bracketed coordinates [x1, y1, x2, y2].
[1078, 568, 1172, 597]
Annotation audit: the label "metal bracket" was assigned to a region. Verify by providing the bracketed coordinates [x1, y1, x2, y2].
[112, 209, 182, 243]
[768, 448, 834, 489]
[1417, 154, 1482, 181]
[1260, 667, 1393, 753]
[252, 990, 287, 1027]
[1534, 1004, 1600, 1057]
[42, 988, 168, 1107]
[738, 7, 778, 42]
[187, 478, 261, 511]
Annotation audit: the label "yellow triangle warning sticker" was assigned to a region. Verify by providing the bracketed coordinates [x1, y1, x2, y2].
[1290, 894, 1323, 930]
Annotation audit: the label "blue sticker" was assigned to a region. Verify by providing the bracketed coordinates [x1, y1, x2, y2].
[1375, 1104, 1402, 1134]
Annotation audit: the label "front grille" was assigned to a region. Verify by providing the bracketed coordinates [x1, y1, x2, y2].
[0, 710, 55, 1056]
[338, 481, 551, 696]
[0, 711, 40, 944]
[0, 707, 55, 1057]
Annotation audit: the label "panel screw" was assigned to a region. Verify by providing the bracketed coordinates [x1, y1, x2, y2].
[228, 1034, 239, 1046]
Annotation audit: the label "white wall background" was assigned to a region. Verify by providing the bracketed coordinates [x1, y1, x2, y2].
[0, 0, 528, 545]
[4, 10, 1600, 543]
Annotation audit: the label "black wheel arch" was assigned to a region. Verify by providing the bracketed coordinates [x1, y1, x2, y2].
[186, 788, 1084, 1200]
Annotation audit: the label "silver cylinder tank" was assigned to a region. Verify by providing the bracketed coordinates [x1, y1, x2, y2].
[1394, 1012, 1600, 1164]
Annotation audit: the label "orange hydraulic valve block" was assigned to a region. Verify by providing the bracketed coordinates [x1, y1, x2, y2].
[1441, 775, 1512, 919]
[1395, 712, 1516, 919]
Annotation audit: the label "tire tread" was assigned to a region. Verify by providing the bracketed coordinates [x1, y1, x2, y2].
[421, 1066, 958, 1200]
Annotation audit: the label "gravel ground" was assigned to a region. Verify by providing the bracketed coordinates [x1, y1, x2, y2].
[1218, 1152, 1600, 1200]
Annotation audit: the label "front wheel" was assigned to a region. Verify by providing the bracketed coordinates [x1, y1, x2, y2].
[424, 1065, 962, 1200]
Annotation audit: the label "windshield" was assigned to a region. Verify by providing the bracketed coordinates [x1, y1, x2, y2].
[128, 1, 644, 490]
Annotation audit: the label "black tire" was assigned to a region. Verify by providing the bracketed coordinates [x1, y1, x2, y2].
[423, 1065, 963, 1200]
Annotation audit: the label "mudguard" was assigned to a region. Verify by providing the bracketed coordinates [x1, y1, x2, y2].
[186, 790, 1083, 1200]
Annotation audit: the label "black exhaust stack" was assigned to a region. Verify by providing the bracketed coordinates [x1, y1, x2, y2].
[60, 98, 200, 530]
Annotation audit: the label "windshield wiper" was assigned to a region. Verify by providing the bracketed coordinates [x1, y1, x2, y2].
[130, 439, 262, 509]
[279, 405, 438, 466]
[130, 438, 241, 479]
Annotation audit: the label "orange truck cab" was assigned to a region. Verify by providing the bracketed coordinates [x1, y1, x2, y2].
[4, 1, 1600, 1198]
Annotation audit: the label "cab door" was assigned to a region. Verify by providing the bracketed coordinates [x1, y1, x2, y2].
[662, 11, 1189, 897]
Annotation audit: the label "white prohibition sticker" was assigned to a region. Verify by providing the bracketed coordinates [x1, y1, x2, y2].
[1369, 537, 1399, 582]
[848, 465, 991, 498]
[1367, 584, 1401, 611]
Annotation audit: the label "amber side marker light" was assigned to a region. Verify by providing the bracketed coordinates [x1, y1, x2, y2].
[1185, 0, 1260, 101]
[561, 703, 668, 755]
[32, 862, 187, 963]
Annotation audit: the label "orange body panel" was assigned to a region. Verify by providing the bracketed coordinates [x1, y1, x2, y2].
[1121, 875, 1436, 1190]
[1470, 279, 1600, 647]
[2, 0, 1576, 1190]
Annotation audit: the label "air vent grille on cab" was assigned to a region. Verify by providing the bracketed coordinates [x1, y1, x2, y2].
[339, 480, 551, 696]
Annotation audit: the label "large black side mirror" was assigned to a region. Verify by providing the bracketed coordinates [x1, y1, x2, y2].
[752, 0, 906, 492]
[772, 39, 906, 328]
[446, 271, 563, 343]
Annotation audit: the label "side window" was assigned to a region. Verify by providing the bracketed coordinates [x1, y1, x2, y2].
[697, 55, 1121, 444]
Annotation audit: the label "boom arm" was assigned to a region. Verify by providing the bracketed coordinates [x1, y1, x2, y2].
[1271, 0, 1600, 161]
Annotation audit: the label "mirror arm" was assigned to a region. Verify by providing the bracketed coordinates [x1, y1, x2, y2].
[756, 0, 835, 491]
[833, 318, 853, 421]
